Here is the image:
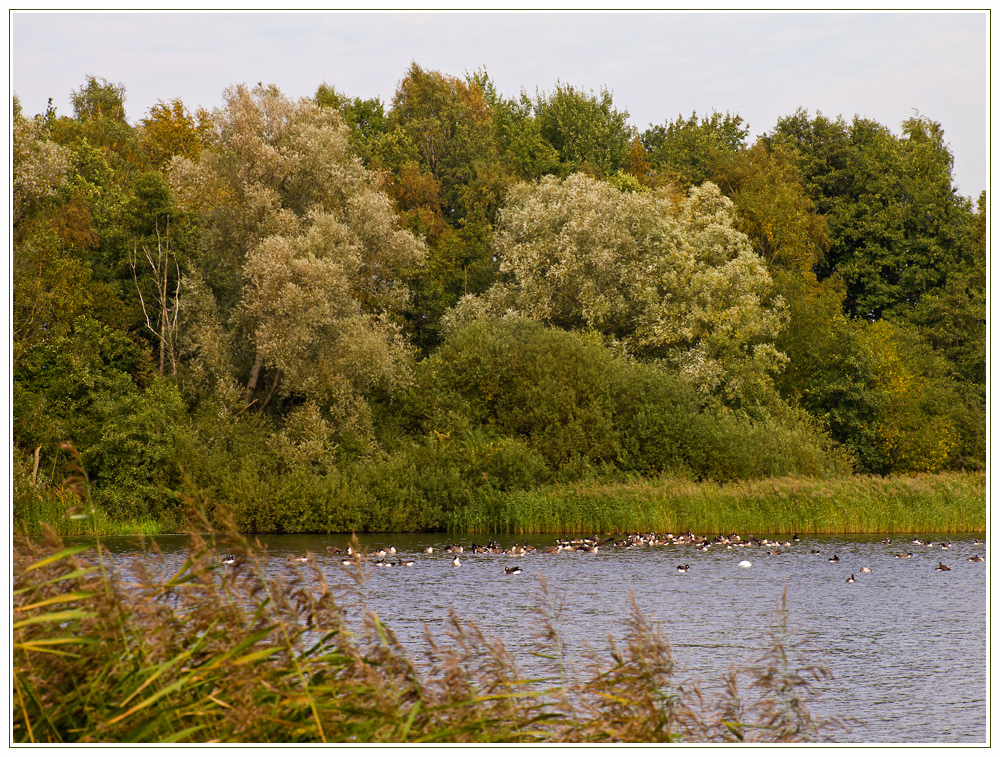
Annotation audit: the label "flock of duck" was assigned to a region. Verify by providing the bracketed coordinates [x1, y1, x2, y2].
[222, 532, 985, 579]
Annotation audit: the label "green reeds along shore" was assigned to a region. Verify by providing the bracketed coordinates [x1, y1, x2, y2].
[448, 472, 987, 536]
[13, 527, 837, 744]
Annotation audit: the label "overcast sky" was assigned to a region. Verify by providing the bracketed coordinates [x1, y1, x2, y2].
[10, 10, 988, 198]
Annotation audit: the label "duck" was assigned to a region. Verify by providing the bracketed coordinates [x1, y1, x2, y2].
[676, 565, 690, 574]
[505, 566, 522, 574]
[860, 567, 872, 573]
[846, 574, 856, 583]
[935, 562, 951, 571]
[968, 555, 985, 562]
[451, 555, 461, 567]
[828, 555, 840, 563]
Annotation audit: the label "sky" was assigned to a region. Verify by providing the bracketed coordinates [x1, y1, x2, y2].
[9, 10, 989, 198]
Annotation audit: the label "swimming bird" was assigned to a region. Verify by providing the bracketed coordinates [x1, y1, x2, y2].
[326, 545, 342, 555]
[288, 554, 309, 563]
[810, 549, 821, 555]
[340, 558, 354, 566]
[860, 567, 872, 573]
[399, 559, 415, 566]
[505, 566, 522, 574]
[940, 542, 952, 550]
[846, 574, 856, 583]
[676, 565, 690, 573]
[221, 554, 236, 565]
[969, 555, 985, 562]
[447, 545, 463, 553]
[451, 555, 461, 567]
[422, 546, 434, 554]
[739, 560, 752, 568]
[895, 552, 913, 559]
[935, 562, 951, 571]
[828, 555, 840, 563]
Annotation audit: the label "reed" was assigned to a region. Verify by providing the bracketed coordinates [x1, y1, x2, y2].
[12, 522, 840, 743]
[448, 472, 986, 535]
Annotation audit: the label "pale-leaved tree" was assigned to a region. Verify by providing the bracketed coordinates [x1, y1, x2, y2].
[448, 174, 786, 406]
[170, 84, 426, 444]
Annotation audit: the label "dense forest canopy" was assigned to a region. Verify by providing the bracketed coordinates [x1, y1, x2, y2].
[12, 66, 986, 533]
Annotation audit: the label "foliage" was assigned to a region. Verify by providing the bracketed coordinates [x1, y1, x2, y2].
[450, 175, 788, 407]
[534, 82, 635, 178]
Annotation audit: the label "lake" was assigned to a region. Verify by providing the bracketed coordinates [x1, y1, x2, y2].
[98, 531, 987, 743]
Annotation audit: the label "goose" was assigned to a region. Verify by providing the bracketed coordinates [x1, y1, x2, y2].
[739, 560, 752, 568]
[935, 562, 951, 572]
[846, 574, 856, 583]
[399, 559, 415, 567]
[221, 554, 236, 565]
[505, 566, 522, 574]
[676, 564, 690, 574]
[969, 555, 985, 562]
[447, 545, 463, 554]
[860, 567, 872, 573]
[895, 552, 913, 559]
[828, 555, 840, 563]
[326, 545, 342, 555]
[451, 555, 461, 567]
[288, 554, 309, 564]
[422, 546, 434, 554]
[940, 542, 952, 550]
[340, 558, 355, 566]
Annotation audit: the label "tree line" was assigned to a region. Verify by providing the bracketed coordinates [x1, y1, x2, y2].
[12, 64, 986, 533]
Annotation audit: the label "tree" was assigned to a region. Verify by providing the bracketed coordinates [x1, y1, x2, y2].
[170, 84, 426, 447]
[534, 83, 635, 178]
[643, 111, 748, 187]
[448, 174, 787, 407]
[769, 110, 976, 321]
[139, 98, 211, 168]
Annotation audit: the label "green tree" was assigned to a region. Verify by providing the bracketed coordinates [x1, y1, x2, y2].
[534, 83, 635, 178]
[643, 111, 748, 187]
[769, 110, 977, 322]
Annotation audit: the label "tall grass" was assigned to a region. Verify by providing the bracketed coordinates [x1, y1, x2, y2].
[12, 521, 840, 743]
[447, 472, 987, 535]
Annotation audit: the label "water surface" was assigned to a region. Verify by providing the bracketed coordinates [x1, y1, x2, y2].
[97, 531, 987, 743]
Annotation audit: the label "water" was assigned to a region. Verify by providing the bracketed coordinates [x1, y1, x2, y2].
[96, 531, 987, 743]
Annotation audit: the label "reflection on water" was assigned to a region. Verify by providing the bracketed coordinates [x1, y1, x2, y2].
[94, 531, 987, 743]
